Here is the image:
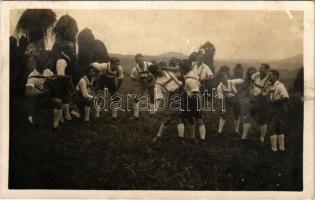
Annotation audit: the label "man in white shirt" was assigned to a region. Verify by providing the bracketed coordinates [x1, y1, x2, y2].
[148, 64, 184, 143]
[73, 66, 96, 122]
[217, 72, 244, 135]
[245, 63, 271, 143]
[268, 69, 289, 152]
[179, 59, 207, 145]
[91, 57, 124, 120]
[130, 53, 155, 119]
[25, 51, 63, 130]
[192, 53, 214, 102]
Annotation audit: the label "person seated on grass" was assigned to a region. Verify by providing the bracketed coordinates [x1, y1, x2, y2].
[73, 66, 97, 123]
[268, 69, 289, 152]
[25, 51, 63, 130]
[216, 71, 244, 136]
[148, 63, 184, 143]
[90, 57, 124, 120]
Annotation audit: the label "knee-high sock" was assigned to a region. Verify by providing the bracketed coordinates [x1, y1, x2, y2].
[112, 103, 118, 118]
[150, 103, 155, 115]
[28, 116, 33, 124]
[234, 119, 240, 133]
[157, 123, 168, 138]
[177, 123, 185, 138]
[70, 110, 80, 118]
[134, 102, 139, 118]
[63, 103, 72, 120]
[278, 134, 285, 151]
[260, 124, 267, 142]
[270, 135, 278, 151]
[53, 109, 62, 128]
[188, 124, 196, 139]
[84, 106, 91, 122]
[242, 123, 251, 140]
[95, 110, 100, 118]
[199, 124, 206, 140]
[218, 118, 225, 133]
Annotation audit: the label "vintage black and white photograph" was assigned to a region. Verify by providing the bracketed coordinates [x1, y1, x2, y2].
[1, 1, 314, 199]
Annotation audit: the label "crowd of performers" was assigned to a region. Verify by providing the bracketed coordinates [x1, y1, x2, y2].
[10, 10, 303, 153]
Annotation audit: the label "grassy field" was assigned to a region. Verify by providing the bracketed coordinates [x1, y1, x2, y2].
[9, 72, 303, 190]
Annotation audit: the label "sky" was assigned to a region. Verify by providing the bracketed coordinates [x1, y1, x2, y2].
[10, 9, 303, 60]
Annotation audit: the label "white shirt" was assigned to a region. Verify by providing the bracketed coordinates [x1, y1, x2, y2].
[130, 61, 152, 80]
[184, 71, 200, 95]
[192, 62, 214, 81]
[76, 76, 94, 99]
[26, 68, 54, 90]
[270, 80, 289, 101]
[217, 79, 244, 99]
[92, 62, 124, 79]
[155, 71, 182, 99]
[251, 72, 269, 96]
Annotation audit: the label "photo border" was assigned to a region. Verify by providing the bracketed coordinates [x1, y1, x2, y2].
[1, 1, 314, 199]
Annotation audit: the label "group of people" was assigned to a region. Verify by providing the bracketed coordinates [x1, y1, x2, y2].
[148, 53, 290, 153]
[11, 10, 292, 154]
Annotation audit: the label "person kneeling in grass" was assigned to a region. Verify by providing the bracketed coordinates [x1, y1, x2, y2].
[73, 66, 96, 122]
[25, 51, 63, 130]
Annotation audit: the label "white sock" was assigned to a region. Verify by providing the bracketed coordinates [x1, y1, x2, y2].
[63, 104, 72, 120]
[53, 109, 62, 128]
[177, 123, 185, 138]
[112, 103, 118, 118]
[234, 119, 240, 133]
[150, 103, 155, 115]
[134, 102, 139, 118]
[95, 110, 100, 118]
[278, 134, 285, 151]
[70, 110, 80, 118]
[242, 123, 251, 140]
[218, 118, 225, 133]
[199, 124, 206, 140]
[28, 116, 33, 125]
[84, 106, 91, 122]
[270, 135, 278, 151]
[157, 123, 168, 137]
[260, 124, 267, 142]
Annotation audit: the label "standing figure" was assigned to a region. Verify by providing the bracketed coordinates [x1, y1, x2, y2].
[91, 57, 124, 120]
[240, 67, 257, 140]
[130, 53, 155, 119]
[51, 14, 78, 122]
[268, 70, 289, 152]
[149, 64, 184, 143]
[178, 59, 206, 145]
[216, 72, 244, 135]
[247, 63, 271, 143]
